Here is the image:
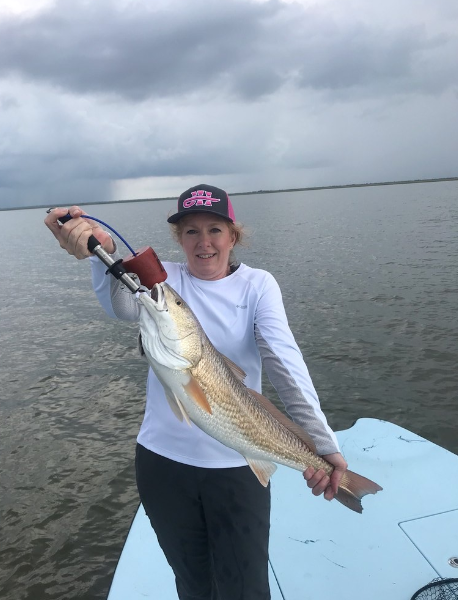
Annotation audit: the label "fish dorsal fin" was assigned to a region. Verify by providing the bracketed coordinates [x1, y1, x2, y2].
[246, 458, 277, 487]
[219, 352, 247, 383]
[183, 376, 212, 415]
[165, 390, 192, 426]
[247, 388, 317, 454]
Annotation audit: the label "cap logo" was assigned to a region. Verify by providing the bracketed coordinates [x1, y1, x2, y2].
[182, 190, 221, 209]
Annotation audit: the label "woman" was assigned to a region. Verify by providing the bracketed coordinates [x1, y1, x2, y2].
[45, 184, 347, 600]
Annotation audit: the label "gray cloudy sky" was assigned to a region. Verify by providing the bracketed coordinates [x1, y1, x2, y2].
[0, 0, 457, 208]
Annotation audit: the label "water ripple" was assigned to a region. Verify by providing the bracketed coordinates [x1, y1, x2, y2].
[1, 182, 457, 599]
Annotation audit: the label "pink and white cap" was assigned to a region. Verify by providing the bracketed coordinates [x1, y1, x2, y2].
[167, 184, 235, 223]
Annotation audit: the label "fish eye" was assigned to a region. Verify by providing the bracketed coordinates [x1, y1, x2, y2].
[176, 300, 182, 305]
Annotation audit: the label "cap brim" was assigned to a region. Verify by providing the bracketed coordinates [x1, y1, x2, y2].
[167, 209, 234, 224]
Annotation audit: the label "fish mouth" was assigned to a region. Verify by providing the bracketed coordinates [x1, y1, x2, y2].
[151, 284, 159, 303]
[139, 283, 194, 343]
[150, 283, 166, 310]
[139, 283, 167, 313]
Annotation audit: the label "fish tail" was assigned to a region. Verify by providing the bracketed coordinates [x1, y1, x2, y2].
[335, 470, 383, 514]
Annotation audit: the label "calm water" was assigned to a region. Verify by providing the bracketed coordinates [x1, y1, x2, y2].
[1, 181, 457, 599]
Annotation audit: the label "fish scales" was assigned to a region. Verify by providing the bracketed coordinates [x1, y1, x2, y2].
[191, 340, 330, 473]
[137, 283, 382, 513]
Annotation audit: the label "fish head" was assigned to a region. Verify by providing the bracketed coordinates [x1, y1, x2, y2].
[137, 283, 203, 370]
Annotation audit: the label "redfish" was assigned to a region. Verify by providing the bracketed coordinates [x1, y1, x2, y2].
[137, 283, 382, 513]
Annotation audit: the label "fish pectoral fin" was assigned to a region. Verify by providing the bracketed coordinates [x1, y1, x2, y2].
[183, 376, 212, 415]
[165, 390, 192, 426]
[246, 458, 277, 487]
[247, 388, 317, 454]
[219, 353, 247, 383]
[138, 333, 147, 359]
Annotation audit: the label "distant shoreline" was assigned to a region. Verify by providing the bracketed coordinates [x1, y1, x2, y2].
[2, 176, 457, 212]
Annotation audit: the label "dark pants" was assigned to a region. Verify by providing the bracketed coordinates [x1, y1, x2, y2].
[135, 444, 271, 600]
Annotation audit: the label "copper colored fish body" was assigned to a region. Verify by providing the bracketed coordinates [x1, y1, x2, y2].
[137, 283, 382, 513]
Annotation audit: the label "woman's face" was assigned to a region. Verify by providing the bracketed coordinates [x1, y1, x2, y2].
[178, 213, 236, 281]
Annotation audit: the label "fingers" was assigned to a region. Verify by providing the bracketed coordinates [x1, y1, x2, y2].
[65, 206, 115, 253]
[303, 467, 331, 497]
[44, 207, 70, 236]
[44, 206, 93, 259]
[323, 486, 334, 501]
[329, 466, 345, 495]
[45, 206, 115, 257]
[321, 452, 348, 498]
[303, 452, 349, 502]
[68, 205, 85, 218]
[323, 469, 343, 501]
[61, 219, 94, 259]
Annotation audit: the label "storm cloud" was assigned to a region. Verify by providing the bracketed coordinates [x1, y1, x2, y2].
[0, 0, 453, 100]
[0, 0, 457, 208]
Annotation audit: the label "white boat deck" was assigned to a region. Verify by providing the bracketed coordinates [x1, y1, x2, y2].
[107, 419, 458, 599]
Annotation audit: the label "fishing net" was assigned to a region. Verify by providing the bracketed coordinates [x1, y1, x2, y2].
[411, 578, 458, 600]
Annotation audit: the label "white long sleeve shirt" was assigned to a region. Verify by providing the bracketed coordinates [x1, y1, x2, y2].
[91, 257, 339, 467]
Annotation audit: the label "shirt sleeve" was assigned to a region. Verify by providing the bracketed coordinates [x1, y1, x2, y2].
[254, 271, 339, 455]
[90, 252, 140, 322]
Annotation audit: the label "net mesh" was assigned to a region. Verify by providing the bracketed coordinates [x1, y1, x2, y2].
[411, 578, 458, 600]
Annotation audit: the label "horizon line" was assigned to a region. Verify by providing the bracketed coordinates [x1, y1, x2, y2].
[2, 175, 457, 212]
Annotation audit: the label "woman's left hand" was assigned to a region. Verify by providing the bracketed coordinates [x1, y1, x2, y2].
[303, 453, 348, 501]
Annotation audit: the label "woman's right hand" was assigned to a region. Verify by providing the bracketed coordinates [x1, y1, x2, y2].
[44, 206, 115, 259]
